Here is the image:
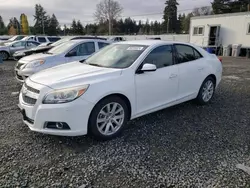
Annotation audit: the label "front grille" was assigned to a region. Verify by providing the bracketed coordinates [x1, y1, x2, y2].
[15, 71, 24, 80]
[24, 83, 40, 94]
[22, 93, 37, 105]
[16, 63, 24, 70]
[21, 83, 40, 105]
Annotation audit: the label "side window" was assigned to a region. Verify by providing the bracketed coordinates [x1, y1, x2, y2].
[77, 42, 95, 56]
[27, 41, 39, 47]
[12, 41, 25, 47]
[98, 42, 109, 49]
[38, 37, 46, 43]
[143, 45, 173, 69]
[175, 44, 202, 63]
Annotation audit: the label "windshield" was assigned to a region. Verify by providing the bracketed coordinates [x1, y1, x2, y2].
[51, 37, 71, 47]
[48, 41, 76, 54]
[21, 36, 30, 41]
[85, 44, 148, 68]
[8, 36, 18, 41]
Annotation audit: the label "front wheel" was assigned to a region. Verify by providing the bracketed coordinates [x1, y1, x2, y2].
[195, 77, 215, 105]
[0, 51, 9, 61]
[88, 96, 129, 141]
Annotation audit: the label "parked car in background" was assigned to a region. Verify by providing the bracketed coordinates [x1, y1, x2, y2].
[13, 36, 109, 61]
[17, 40, 222, 140]
[0, 40, 40, 60]
[0, 35, 26, 45]
[21, 36, 61, 43]
[108, 36, 126, 42]
[148, 37, 161, 40]
[13, 42, 53, 60]
[15, 39, 111, 81]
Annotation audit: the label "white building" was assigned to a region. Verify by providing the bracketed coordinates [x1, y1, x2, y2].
[190, 12, 250, 49]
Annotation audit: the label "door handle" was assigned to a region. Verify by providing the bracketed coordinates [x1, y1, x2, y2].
[198, 67, 204, 71]
[169, 74, 177, 79]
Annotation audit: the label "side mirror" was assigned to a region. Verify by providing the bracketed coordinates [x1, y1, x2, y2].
[141, 63, 157, 72]
[66, 51, 77, 57]
[79, 59, 85, 63]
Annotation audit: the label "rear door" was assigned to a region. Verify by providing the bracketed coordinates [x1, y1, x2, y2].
[26, 41, 40, 49]
[174, 44, 207, 100]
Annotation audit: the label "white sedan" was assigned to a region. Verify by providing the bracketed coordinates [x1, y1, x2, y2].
[18, 40, 222, 140]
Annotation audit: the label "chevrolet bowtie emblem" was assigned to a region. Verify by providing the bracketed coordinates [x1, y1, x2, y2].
[22, 87, 28, 95]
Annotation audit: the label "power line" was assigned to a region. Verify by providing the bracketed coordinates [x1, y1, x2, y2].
[68, 6, 211, 24]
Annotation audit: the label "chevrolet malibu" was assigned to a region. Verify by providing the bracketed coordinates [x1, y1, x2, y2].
[18, 40, 222, 140]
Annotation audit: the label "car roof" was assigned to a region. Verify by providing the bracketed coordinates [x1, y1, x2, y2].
[118, 40, 193, 46]
[69, 39, 111, 44]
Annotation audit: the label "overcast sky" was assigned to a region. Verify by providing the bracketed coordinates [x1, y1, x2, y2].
[0, 0, 211, 26]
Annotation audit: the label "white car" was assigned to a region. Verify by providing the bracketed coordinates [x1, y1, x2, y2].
[15, 39, 111, 82]
[21, 36, 61, 43]
[18, 40, 222, 140]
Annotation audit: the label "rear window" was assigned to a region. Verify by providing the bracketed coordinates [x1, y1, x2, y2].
[48, 37, 61, 42]
[98, 42, 110, 49]
[38, 37, 47, 43]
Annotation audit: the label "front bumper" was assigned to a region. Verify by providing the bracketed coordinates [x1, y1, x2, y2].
[18, 79, 95, 136]
[14, 68, 34, 82]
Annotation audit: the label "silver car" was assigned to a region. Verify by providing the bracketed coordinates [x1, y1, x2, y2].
[15, 39, 111, 82]
[0, 40, 40, 60]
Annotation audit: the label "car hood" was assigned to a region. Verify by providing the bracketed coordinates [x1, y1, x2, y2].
[19, 53, 56, 63]
[29, 62, 122, 89]
[35, 46, 53, 50]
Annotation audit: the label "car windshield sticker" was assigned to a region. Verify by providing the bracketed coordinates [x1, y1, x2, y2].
[127, 46, 144, 51]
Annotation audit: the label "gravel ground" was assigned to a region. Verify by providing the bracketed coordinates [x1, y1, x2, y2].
[0, 58, 250, 188]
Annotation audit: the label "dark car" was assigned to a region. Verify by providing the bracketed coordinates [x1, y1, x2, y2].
[13, 36, 107, 60]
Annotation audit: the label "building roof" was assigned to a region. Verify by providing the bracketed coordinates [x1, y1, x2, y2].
[191, 12, 250, 20]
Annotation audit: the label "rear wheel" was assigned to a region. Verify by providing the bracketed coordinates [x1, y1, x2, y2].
[88, 96, 129, 140]
[0, 51, 9, 60]
[195, 77, 215, 105]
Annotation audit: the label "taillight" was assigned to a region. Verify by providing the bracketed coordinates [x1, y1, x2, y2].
[218, 57, 222, 63]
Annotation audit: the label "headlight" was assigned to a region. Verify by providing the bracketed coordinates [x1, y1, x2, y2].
[25, 59, 45, 68]
[43, 85, 89, 104]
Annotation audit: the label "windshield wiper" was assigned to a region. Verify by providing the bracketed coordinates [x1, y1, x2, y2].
[86, 63, 104, 67]
[43, 52, 53, 54]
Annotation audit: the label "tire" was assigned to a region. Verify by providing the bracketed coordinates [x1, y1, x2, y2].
[0, 51, 9, 61]
[195, 76, 216, 105]
[88, 96, 129, 141]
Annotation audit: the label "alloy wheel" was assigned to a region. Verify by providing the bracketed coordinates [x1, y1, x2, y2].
[202, 80, 214, 102]
[96, 102, 125, 136]
[0, 52, 8, 60]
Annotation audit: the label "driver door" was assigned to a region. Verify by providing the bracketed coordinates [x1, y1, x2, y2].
[65, 42, 96, 63]
[9, 41, 26, 55]
[135, 45, 179, 115]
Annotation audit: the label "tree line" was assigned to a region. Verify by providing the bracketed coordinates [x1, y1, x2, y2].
[0, 0, 249, 36]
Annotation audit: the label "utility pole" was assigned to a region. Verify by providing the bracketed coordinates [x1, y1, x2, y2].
[167, 17, 169, 34]
[108, 0, 112, 36]
[42, 16, 45, 35]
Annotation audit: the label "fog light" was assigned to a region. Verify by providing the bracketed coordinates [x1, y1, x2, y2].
[44, 122, 70, 130]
